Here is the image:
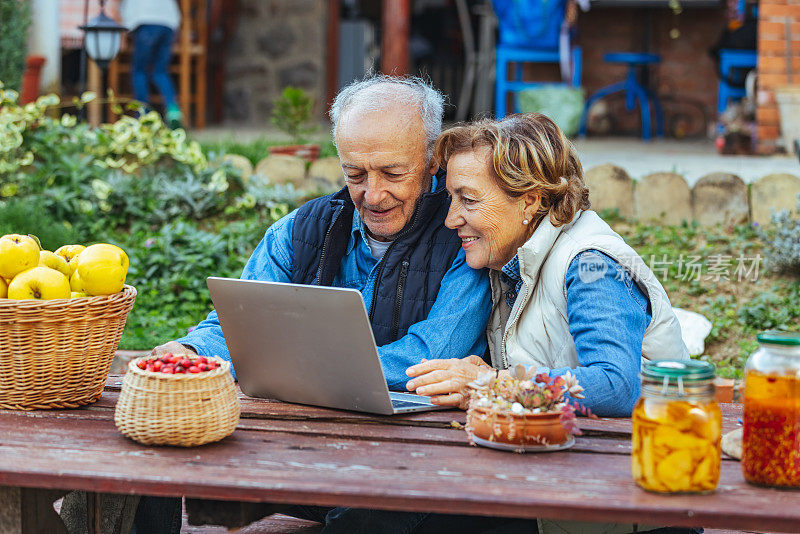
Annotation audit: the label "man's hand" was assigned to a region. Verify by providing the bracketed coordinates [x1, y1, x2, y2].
[150, 341, 197, 357]
[405, 355, 490, 410]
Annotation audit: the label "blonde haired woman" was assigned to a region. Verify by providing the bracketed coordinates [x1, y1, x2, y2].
[406, 113, 689, 418]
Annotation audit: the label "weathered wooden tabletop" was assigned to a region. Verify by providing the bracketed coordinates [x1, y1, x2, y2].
[0, 376, 797, 532]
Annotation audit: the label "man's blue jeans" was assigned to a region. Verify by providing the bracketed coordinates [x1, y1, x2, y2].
[131, 24, 178, 109]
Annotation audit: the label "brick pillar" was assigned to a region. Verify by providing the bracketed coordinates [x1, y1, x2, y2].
[756, 0, 800, 153]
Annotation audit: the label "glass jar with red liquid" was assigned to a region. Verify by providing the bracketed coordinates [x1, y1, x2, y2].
[742, 331, 800, 488]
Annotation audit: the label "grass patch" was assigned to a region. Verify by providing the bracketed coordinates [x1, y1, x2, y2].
[610, 218, 799, 378]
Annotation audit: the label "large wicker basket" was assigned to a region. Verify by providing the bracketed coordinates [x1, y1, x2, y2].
[114, 355, 240, 447]
[0, 285, 136, 410]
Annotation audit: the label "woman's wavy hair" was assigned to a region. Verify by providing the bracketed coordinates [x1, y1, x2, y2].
[434, 113, 590, 227]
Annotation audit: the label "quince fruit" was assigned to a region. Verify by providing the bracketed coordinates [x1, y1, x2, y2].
[70, 291, 88, 298]
[39, 250, 72, 279]
[70, 270, 84, 292]
[75, 244, 129, 296]
[8, 266, 70, 300]
[0, 234, 40, 280]
[0, 277, 7, 298]
[54, 244, 86, 276]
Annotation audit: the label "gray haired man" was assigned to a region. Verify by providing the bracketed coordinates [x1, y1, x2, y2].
[145, 75, 503, 532]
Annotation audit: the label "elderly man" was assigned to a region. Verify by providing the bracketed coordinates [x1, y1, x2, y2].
[135, 75, 501, 534]
[151, 75, 490, 391]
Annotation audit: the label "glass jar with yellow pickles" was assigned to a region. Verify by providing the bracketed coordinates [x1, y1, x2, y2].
[741, 331, 800, 488]
[631, 360, 722, 493]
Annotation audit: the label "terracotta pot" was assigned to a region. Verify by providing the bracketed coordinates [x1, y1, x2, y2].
[467, 406, 569, 447]
[268, 144, 321, 162]
[20, 55, 46, 105]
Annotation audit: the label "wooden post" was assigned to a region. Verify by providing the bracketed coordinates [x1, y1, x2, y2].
[381, 0, 410, 75]
[87, 60, 102, 127]
[325, 0, 340, 112]
[179, 0, 192, 126]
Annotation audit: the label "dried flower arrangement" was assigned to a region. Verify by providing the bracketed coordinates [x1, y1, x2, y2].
[465, 364, 593, 451]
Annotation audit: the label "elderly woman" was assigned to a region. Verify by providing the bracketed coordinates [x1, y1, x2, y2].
[406, 113, 689, 417]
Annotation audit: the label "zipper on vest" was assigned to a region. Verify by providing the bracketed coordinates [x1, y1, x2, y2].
[390, 259, 410, 340]
[502, 279, 531, 369]
[368, 200, 425, 322]
[313, 205, 342, 285]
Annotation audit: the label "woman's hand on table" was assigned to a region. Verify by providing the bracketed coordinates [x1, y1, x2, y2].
[406, 355, 491, 410]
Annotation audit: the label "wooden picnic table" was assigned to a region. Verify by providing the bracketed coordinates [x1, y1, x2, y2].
[0, 375, 798, 533]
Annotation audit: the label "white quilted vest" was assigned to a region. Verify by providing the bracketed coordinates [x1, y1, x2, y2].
[487, 210, 689, 373]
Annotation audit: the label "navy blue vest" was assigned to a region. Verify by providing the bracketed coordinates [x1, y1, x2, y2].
[291, 174, 462, 347]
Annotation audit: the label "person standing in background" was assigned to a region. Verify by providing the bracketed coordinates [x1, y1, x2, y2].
[121, 0, 184, 129]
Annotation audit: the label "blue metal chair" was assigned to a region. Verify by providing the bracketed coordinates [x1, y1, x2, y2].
[492, 0, 582, 118]
[717, 49, 757, 115]
[579, 53, 664, 141]
[495, 46, 582, 118]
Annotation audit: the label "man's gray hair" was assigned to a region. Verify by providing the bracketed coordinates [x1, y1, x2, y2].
[329, 74, 445, 163]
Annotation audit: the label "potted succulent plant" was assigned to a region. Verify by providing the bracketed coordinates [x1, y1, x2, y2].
[268, 86, 320, 161]
[465, 364, 592, 452]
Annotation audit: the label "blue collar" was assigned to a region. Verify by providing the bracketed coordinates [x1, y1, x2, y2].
[500, 254, 523, 308]
[346, 174, 439, 255]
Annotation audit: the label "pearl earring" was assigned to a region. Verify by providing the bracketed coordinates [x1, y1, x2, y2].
[523, 219, 529, 225]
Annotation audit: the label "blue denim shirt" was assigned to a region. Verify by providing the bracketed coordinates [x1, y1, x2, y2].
[501, 250, 651, 417]
[178, 180, 492, 390]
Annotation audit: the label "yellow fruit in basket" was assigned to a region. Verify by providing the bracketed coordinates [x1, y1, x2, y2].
[70, 270, 84, 292]
[39, 250, 72, 278]
[70, 291, 88, 298]
[0, 234, 40, 280]
[0, 277, 7, 298]
[7, 266, 70, 300]
[54, 244, 86, 276]
[75, 244, 129, 296]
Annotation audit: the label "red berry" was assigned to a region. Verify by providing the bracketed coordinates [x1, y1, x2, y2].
[174, 366, 185, 373]
[161, 366, 175, 374]
[180, 358, 192, 368]
[188, 366, 201, 373]
[153, 361, 163, 371]
[137, 360, 147, 370]
[198, 364, 208, 372]
[196, 356, 207, 364]
[160, 356, 171, 364]
[146, 364, 155, 372]
[163, 352, 173, 359]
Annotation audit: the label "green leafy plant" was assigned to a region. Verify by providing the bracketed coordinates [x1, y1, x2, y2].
[270, 86, 316, 143]
[0, 0, 31, 91]
[0, 197, 79, 250]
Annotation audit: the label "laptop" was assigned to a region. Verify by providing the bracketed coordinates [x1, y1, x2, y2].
[206, 277, 449, 415]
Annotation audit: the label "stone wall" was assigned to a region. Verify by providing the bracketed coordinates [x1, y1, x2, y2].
[585, 164, 800, 225]
[223, 0, 329, 124]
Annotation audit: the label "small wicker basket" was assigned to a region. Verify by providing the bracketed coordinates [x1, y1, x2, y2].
[114, 355, 240, 447]
[0, 285, 137, 410]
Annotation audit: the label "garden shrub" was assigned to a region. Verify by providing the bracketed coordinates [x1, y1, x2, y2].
[0, 85, 310, 349]
[0, 0, 31, 91]
[760, 194, 800, 274]
[0, 197, 79, 250]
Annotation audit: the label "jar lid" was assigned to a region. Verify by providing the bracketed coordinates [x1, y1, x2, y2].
[757, 330, 800, 346]
[642, 360, 716, 382]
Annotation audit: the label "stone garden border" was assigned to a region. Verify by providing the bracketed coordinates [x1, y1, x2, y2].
[229, 156, 800, 227]
[585, 164, 800, 226]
